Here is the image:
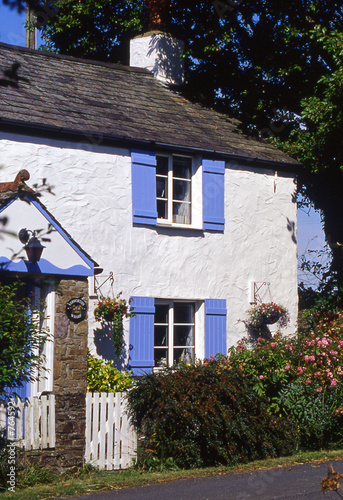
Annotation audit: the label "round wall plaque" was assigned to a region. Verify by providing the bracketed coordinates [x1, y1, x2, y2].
[66, 298, 87, 322]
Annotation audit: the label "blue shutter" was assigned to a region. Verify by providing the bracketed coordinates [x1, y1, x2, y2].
[131, 150, 158, 225]
[203, 159, 225, 232]
[129, 297, 155, 376]
[3, 383, 31, 401]
[205, 299, 227, 358]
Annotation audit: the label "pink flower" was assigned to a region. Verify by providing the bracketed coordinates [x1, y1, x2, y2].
[259, 375, 264, 380]
[285, 365, 290, 371]
[270, 342, 276, 348]
[330, 379, 337, 387]
[316, 387, 323, 393]
[306, 378, 311, 384]
[297, 367, 303, 375]
[204, 362, 208, 366]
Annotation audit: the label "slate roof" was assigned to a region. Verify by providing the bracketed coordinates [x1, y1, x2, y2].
[0, 42, 297, 167]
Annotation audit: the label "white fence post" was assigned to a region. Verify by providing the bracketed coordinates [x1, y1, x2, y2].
[85, 392, 137, 470]
[0, 395, 55, 450]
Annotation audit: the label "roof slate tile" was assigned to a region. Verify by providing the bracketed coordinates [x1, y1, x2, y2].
[0, 42, 297, 166]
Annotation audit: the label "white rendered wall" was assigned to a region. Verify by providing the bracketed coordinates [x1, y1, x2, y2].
[0, 133, 298, 359]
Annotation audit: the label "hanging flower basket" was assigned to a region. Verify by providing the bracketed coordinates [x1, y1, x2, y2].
[94, 294, 134, 357]
[246, 302, 289, 329]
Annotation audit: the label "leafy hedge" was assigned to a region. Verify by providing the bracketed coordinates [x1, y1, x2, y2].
[127, 362, 298, 468]
[87, 353, 133, 393]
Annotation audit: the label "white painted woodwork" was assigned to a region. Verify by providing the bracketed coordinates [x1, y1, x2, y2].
[85, 392, 137, 470]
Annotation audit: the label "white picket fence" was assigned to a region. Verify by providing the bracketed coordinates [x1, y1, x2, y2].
[0, 392, 137, 469]
[85, 392, 137, 470]
[0, 394, 55, 449]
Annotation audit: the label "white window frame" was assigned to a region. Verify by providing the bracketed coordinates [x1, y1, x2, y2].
[154, 300, 197, 368]
[156, 154, 202, 229]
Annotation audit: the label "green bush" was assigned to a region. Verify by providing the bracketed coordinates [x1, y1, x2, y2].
[87, 353, 133, 393]
[0, 281, 48, 396]
[0, 428, 8, 491]
[271, 381, 343, 449]
[127, 362, 298, 469]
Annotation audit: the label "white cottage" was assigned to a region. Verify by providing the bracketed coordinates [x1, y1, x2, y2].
[0, 34, 298, 375]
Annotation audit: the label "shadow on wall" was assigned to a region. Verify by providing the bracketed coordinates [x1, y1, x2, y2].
[287, 217, 297, 244]
[93, 325, 127, 370]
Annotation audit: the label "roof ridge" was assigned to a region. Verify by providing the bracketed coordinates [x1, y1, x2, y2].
[0, 41, 152, 76]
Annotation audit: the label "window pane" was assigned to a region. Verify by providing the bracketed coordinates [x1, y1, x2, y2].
[157, 177, 168, 198]
[173, 347, 194, 364]
[173, 202, 191, 224]
[157, 200, 168, 219]
[155, 304, 169, 323]
[173, 157, 192, 179]
[154, 325, 168, 346]
[174, 325, 194, 346]
[155, 348, 168, 367]
[157, 156, 169, 176]
[174, 303, 195, 323]
[173, 179, 191, 202]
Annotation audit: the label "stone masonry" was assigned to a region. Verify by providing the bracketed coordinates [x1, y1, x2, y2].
[53, 278, 88, 469]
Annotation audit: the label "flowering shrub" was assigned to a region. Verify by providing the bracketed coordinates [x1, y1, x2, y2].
[94, 293, 134, 357]
[87, 353, 133, 393]
[228, 309, 343, 448]
[298, 310, 343, 391]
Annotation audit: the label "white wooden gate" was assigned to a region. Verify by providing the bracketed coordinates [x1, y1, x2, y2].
[85, 392, 137, 470]
[0, 395, 55, 449]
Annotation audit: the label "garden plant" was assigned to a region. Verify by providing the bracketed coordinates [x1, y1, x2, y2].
[127, 306, 343, 469]
[94, 293, 134, 357]
[87, 353, 133, 393]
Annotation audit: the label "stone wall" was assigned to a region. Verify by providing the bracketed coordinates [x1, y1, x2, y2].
[18, 278, 89, 472]
[53, 278, 88, 469]
[30, 278, 88, 471]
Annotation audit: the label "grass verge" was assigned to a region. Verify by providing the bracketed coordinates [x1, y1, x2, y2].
[1, 449, 343, 500]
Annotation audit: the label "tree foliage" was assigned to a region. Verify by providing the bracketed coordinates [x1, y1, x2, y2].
[276, 28, 343, 286]
[0, 281, 46, 396]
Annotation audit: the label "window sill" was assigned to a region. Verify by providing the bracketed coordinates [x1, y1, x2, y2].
[157, 220, 203, 231]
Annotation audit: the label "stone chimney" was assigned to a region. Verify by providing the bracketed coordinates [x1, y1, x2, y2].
[130, 32, 184, 86]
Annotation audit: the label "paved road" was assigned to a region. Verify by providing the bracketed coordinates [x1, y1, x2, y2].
[63, 460, 343, 500]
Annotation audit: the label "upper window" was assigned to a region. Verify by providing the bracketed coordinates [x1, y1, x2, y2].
[131, 149, 225, 231]
[154, 301, 195, 367]
[156, 155, 192, 225]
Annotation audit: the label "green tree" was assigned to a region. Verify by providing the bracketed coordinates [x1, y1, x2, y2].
[276, 28, 343, 287]
[0, 281, 47, 396]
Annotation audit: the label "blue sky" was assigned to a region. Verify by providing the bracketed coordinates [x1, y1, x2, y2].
[0, 3, 328, 287]
[0, 3, 26, 47]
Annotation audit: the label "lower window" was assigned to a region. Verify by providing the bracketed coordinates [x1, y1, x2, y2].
[154, 301, 195, 367]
